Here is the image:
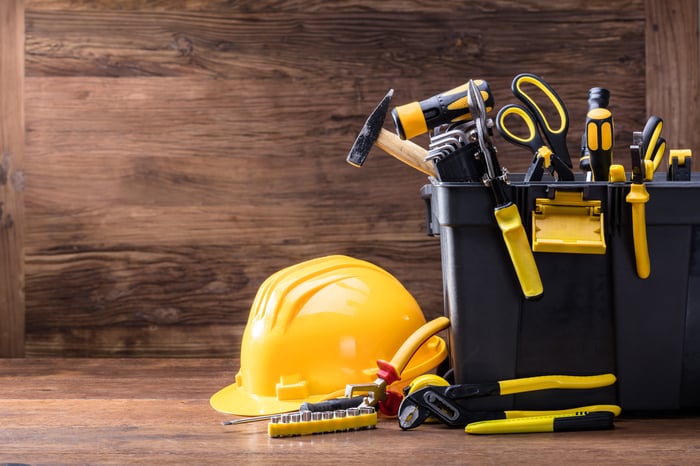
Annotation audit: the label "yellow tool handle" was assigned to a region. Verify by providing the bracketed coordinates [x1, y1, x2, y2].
[626, 183, 651, 279]
[494, 203, 543, 299]
[644, 140, 666, 181]
[389, 316, 450, 377]
[498, 373, 616, 395]
[375, 128, 436, 177]
[608, 164, 626, 182]
[505, 404, 622, 419]
[466, 415, 559, 434]
[465, 410, 616, 435]
[586, 107, 614, 182]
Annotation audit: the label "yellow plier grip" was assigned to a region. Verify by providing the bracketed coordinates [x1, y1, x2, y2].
[466, 406, 620, 434]
[626, 182, 651, 279]
[498, 373, 617, 395]
[494, 203, 543, 299]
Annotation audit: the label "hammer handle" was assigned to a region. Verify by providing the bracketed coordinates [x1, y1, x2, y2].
[375, 129, 436, 177]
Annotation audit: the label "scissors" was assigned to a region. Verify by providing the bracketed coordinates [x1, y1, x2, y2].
[495, 73, 574, 182]
[640, 115, 666, 181]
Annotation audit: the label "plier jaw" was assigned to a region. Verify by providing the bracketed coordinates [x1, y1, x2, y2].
[398, 385, 504, 429]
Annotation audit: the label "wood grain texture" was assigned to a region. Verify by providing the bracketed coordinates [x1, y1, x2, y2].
[1, 359, 700, 465]
[645, 0, 700, 155]
[16, 0, 657, 356]
[0, 0, 25, 357]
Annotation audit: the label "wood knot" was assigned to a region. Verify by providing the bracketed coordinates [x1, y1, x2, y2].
[173, 33, 194, 57]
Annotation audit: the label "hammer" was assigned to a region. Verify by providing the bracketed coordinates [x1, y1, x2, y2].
[346, 89, 436, 177]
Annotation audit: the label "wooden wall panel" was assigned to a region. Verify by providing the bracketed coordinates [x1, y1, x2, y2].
[646, 0, 700, 153]
[21, 0, 650, 356]
[0, 0, 25, 357]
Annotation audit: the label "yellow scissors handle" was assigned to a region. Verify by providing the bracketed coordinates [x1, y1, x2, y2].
[496, 104, 544, 150]
[512, 73, 571, 167]
[642, 116, 665, 178]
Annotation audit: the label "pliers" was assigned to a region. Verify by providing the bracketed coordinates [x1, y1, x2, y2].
[344, 316, 450, 416]
[397, 373, 620, 434]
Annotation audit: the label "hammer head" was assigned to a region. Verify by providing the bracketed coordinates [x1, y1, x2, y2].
[346, 89, 394, 167]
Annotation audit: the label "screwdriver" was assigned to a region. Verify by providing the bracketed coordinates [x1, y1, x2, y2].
[222, 396, 366, 426]
[582, 87, 614, 181]
[391, 80, 494, 140]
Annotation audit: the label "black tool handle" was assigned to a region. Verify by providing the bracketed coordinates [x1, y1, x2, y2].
[392, 80, 494, 140]
[299, 396, 365, 412]
[553, 411, 615, 432]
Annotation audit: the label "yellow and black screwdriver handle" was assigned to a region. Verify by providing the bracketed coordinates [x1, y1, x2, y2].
[397, 373, 620, 432]
[391, 80, 494, 140]
[581, 87, 614, 182]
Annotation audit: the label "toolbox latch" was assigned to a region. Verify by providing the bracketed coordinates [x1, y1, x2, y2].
[532, 190, 606, 254]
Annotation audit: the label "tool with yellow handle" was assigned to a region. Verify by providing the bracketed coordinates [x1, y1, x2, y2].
[495, 73, 574, 181]
[508, 73, 573, 168]
[626, 116, 665, 279]
[583, 88, 614, 182]
[391, 80, 494, 140]
[344, 316, 451, 416]
[494, 203, 544, 298]
[468, 80, 543, 299]
[641, 115, 665, 180]
[397, 373, 619, 431]
[465, 409, 617, 435]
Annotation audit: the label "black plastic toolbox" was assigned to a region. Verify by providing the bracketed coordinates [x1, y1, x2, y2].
[422, 173, 700, 412]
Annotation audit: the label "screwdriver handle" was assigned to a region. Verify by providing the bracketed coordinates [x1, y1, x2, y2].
[585, 88, 614, 181]
[299, 396, 366, 413]
[392, 80, 494, 140]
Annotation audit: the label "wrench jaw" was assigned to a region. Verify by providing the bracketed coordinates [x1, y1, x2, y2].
[398, 386, 465, 429]
[345, 379, 387, 408]
[397, 397, 432, 430]
[397, 386, 504, 429]
[344, 378, 405, 416]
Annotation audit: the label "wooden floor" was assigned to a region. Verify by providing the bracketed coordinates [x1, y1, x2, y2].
[0, 359, 699, 465]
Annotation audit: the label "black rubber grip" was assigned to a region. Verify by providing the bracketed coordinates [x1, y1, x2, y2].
[299, 396, 366, 412]
[553, 411, 615, 432]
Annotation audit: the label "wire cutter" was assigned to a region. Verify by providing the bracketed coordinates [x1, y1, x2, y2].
[496, 73, 575, 182]
[344, 316, 450, 416]
[466, 80, 543, 299]
[397, 373, 620, 434]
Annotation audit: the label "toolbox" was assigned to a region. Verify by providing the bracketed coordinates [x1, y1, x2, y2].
[422, 173, 700, 413]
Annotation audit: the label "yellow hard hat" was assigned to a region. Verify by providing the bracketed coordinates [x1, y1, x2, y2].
[210, 255, 447, 416]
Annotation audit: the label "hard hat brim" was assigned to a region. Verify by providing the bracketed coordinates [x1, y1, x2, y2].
[210, 383, 332, 416]
[209, 334, 448, 416]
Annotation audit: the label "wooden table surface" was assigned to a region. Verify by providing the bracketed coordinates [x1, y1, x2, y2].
[1, 359, 699, 465]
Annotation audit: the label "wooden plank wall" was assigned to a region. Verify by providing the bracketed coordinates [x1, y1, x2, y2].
[0, 1, 25, 357]
[646, 0, 700, 150]
[1, 0, 693, 357]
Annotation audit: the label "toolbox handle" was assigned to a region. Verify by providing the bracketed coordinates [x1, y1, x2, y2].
[420, 184, 439, 237]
